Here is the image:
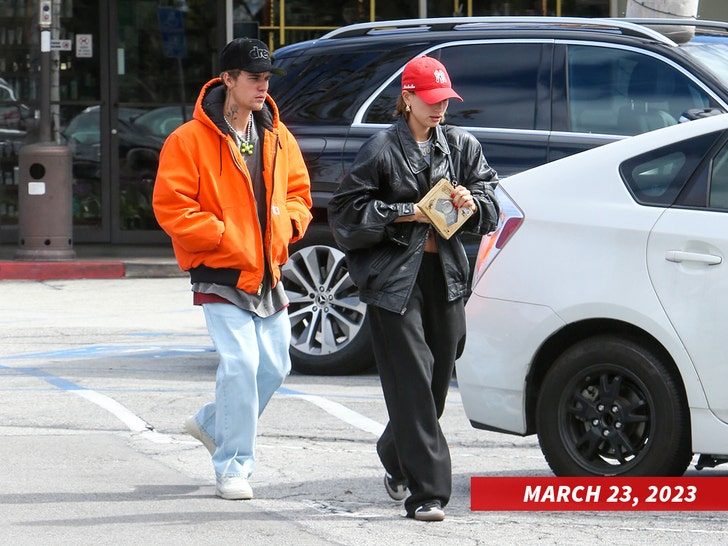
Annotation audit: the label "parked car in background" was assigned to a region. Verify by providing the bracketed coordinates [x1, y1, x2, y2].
[132, 105, 192, 140]
[61, 104, 192, 166]
[0, 77, 32, 132]
[61, 104, 190, 228]
[271, 17, 728, 375]
[457, 113, 728, 477]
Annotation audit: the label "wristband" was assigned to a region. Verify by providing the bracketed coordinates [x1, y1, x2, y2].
[397, 202, 415, 217]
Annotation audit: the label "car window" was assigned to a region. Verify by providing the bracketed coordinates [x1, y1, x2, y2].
[439, 44, 542, 130]
[680, 36, 728, 86]
[620, 132, 723, 206]
[133, 106, 192, 138]
[567, 46, 717, 137]
[363, 78, 400, 124]
[271, 45, 424, 125]
[363, 43, 542, 130]
[709, 142, 728, 209]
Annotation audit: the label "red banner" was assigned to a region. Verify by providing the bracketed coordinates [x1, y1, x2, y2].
[471, 477, 728, 511]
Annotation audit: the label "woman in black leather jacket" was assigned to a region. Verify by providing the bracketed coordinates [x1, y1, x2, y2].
[328, 56, 500, 522]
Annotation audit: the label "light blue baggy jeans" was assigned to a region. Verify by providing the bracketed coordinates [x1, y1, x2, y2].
[194, 302, 291, 479]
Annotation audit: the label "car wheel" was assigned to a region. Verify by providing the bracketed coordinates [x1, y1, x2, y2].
[535, 335, 691, 476]
[281, 243, 374, 375]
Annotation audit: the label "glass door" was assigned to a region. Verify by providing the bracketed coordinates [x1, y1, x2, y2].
[55, 0, 221, 244]
[109, 0, 220, 243]
[59, 0, 105, 242]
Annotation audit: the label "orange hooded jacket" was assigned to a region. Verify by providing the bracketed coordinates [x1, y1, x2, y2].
[152, 77, 312, 294]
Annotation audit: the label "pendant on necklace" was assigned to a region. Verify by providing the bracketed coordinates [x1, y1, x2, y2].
[225, 113, 255, 155]
[242, 112, 254, 155]
[240, 141, 254, 155]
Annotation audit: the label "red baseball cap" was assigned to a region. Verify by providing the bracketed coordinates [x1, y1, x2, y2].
[401, 56, 463, 104]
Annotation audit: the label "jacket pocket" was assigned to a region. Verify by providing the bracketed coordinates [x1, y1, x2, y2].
[272, 206, 293, 265]
[369, 242, 402, 275]
[219, 206, 261, 267]
[385, 223, 413, 247]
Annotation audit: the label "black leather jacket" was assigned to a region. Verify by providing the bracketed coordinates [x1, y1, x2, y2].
[328, 116, 500, 314]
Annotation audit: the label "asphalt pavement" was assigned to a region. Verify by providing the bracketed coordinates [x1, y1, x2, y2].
[3, 248, 728, 545]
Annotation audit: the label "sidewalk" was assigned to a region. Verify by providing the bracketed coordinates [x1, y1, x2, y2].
[0, 243, 185, 280]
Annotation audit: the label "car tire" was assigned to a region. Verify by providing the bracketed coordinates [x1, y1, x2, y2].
[282, 234, 374, 375]
[535, 335, 691, 476]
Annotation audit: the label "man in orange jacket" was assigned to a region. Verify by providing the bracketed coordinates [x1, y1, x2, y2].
[153, 38, 312, 500]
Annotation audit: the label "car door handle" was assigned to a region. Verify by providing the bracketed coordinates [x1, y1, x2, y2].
[665, 250, 722, 265]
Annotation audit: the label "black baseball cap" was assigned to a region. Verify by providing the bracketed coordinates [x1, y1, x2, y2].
[220, 38, 285, 76]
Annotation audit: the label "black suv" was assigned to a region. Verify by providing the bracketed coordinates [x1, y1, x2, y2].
[269, 16, 728, 375]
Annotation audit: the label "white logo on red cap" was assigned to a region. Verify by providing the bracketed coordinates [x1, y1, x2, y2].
[434, 69, 446, 84]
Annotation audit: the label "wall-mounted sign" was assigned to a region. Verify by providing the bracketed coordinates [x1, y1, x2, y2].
[76, 34, 93, 58]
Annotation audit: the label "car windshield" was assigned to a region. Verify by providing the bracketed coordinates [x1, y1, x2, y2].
[132, 105, 191, 139]
[64, 107, 146, 144]
[680, 36, 728, 85]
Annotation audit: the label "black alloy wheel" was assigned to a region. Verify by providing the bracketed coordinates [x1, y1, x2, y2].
[536, 335, 691, 476]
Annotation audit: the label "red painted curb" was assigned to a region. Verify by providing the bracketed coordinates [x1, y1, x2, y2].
[0, 261, 126, 280]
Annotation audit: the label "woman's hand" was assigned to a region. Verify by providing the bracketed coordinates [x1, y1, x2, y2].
[450, 186, 477, 214]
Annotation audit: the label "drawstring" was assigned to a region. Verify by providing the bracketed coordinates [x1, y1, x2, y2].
[219, 135, 223, 176]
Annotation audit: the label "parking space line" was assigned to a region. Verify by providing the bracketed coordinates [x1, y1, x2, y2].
[3, 359, 386, 442]
[74, 389, 152, 433]
[279, 387, 385, 437]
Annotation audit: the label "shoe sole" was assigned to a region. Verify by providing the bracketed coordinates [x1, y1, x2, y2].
[384, 474, 408, 501]
[184, 416, 216, 456]
[413, 510, 445, 522]
[216, 488, 253, 500]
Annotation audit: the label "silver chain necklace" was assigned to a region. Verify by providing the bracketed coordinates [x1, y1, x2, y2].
[224, 112, 254, 155]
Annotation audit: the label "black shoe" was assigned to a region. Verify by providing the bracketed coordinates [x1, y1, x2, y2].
[383, 473, 408, 501]
[413, 501, 445, 522]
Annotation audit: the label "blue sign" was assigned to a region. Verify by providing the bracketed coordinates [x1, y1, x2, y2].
[158, 7, 187, 59]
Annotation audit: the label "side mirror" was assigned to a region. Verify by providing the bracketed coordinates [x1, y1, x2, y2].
[678, 107, 726, 122]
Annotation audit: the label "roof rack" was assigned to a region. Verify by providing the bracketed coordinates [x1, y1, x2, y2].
[319, 16, 685, 46]
[621, 17, 728, 33]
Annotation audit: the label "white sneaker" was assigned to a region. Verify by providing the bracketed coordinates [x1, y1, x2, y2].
[216, 476, 253, 500]
[413, 501, 445, 522]
[184, 416, 216, 456]
[384, 473, 408, 501]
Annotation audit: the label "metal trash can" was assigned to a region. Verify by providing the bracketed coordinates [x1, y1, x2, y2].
[15, 142, 76, 260]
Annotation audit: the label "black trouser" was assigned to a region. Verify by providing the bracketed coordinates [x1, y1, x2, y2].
[369, 252, 466, 516]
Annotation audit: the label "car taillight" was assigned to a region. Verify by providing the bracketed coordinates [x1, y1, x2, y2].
[471, 186, 523, 288]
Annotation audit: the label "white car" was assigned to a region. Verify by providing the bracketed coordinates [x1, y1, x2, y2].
[457, 113, 728, 477]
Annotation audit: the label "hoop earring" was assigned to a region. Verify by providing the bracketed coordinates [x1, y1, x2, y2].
[405, 104, 411, 113]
